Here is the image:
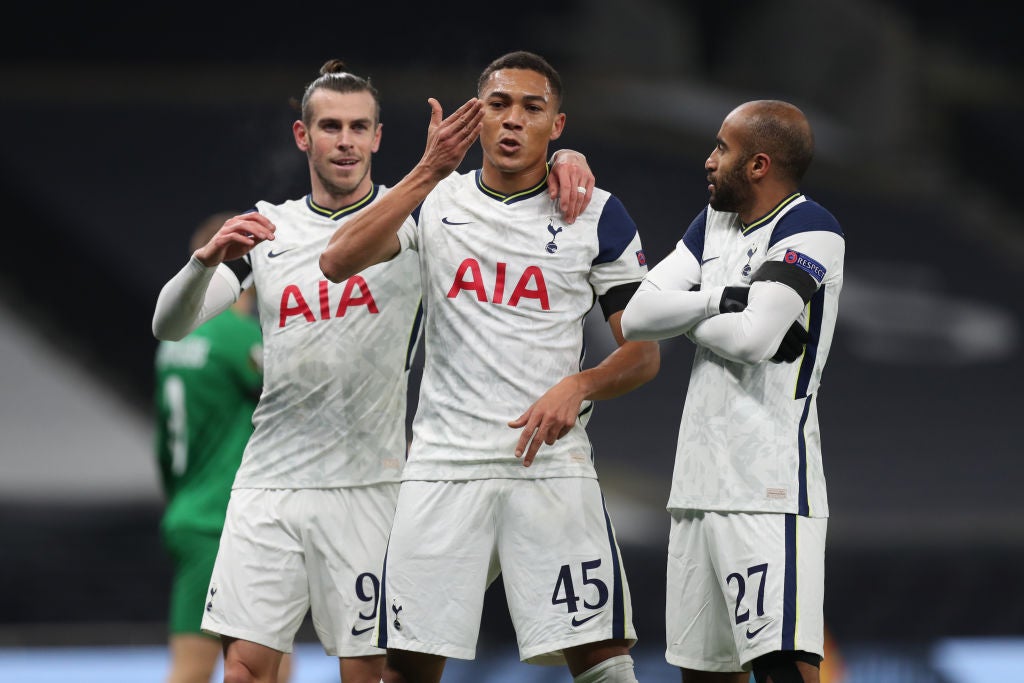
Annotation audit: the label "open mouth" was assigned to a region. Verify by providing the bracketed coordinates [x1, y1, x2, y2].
[498, 137, 521, 153]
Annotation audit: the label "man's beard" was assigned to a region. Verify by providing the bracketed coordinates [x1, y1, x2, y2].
[709, 164, 749, 213]
[318, 164, 367, 199]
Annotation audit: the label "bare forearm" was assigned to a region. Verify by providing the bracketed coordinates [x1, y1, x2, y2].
[321, 97, 484, 282]
[319, 166, 436, 282]
[574, 339, 660, 401]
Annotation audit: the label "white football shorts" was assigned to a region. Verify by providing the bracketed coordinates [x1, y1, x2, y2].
[376, 478, 637, 664]
[201, 484, 399, 656]
[665, 510, 825, 671]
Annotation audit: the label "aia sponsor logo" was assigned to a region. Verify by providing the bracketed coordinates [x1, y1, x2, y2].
[447, 259, 550, 310]
[278, 276, 379, 327]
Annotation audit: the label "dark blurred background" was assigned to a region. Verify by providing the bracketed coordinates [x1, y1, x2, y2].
[1, 1, 1021, 681]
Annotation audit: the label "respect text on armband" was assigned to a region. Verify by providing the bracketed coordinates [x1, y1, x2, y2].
[783, 249, 826, 283]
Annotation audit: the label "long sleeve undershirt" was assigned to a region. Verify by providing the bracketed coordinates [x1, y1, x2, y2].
[621, 247, 806, 364]
[152, 256, 242, 341]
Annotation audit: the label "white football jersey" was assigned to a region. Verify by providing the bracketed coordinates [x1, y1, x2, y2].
[230, 186, 422, 488]
[397, 170, 647, 480]
[669, 194, 844, 516]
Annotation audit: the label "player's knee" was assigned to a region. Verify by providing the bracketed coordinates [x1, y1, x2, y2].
[222, 659, 258, 683]
[573, 654, 638, 683]
[751, 650, 821, 683]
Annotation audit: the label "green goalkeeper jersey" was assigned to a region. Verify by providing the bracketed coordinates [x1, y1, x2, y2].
[154, 308, 262, 536]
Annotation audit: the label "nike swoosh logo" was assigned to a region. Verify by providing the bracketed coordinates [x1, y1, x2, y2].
[442, 217, 473, 226]
[268, 248, 295, 258]
[570, 612, 602, 627]
[700, 256, 719, 265]
[745, 622, 771, 639]
[350, 625, 373, 636]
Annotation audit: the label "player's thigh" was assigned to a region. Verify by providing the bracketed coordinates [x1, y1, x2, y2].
[202, 489, 311, 652]
[303, 484, 398, 657]
[707, 512, 826, 668]
[666, 510, 745, 672]
[165, 529, 221, 635]
[499, 477, 637, 664]
[378, 480, 500, 660]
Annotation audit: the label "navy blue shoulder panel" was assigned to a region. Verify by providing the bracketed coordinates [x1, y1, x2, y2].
[593, 195, 639, 265]
[680, 207, 709, 262]
[769, 200, 843, 248]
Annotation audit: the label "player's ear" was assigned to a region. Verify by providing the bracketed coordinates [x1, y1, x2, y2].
[749, 152, 771, 179]
[293, 120, 310, 152]
[371, 122, 382, 153]
[549, 112, 566, 141]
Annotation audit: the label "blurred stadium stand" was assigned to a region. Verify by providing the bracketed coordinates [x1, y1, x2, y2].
[1, 1, 1021, 680]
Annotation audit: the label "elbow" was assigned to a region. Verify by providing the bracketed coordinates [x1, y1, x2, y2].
[620, 310, 638, 341]
[620, 304, 646, 342]
[620, 292, 673, 342]
[319, 252, 346, 284]
[729, 338, 775, 365]
[152, 319, 185, 342]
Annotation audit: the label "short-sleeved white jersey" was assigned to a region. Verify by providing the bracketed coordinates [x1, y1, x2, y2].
[670, 193, 844, 516]
[396, 169, 647, 481]
[230, 186, 422, 489]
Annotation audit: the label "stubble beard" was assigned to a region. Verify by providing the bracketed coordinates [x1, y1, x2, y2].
[316, 160, 370, 201]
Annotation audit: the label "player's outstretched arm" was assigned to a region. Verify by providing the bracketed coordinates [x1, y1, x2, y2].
[548, 150, 594, 224]
[320, 97, 483, 283]
[509, 312, 659, 467]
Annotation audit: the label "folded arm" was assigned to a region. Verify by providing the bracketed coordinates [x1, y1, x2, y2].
[621, 246, 724, 340]
[689, 281, 807, 364]
[622, 244, 816, 364]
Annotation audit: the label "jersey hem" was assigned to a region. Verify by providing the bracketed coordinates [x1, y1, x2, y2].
[666, 504, 829, 518]
[399, 471, 600, 482]
[381, 637, 475, 661]
[666, 650, 746, 672]
[231, 479, 402, 491]
[200, 621, 294, 654]
[521, 634, 638, 665]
